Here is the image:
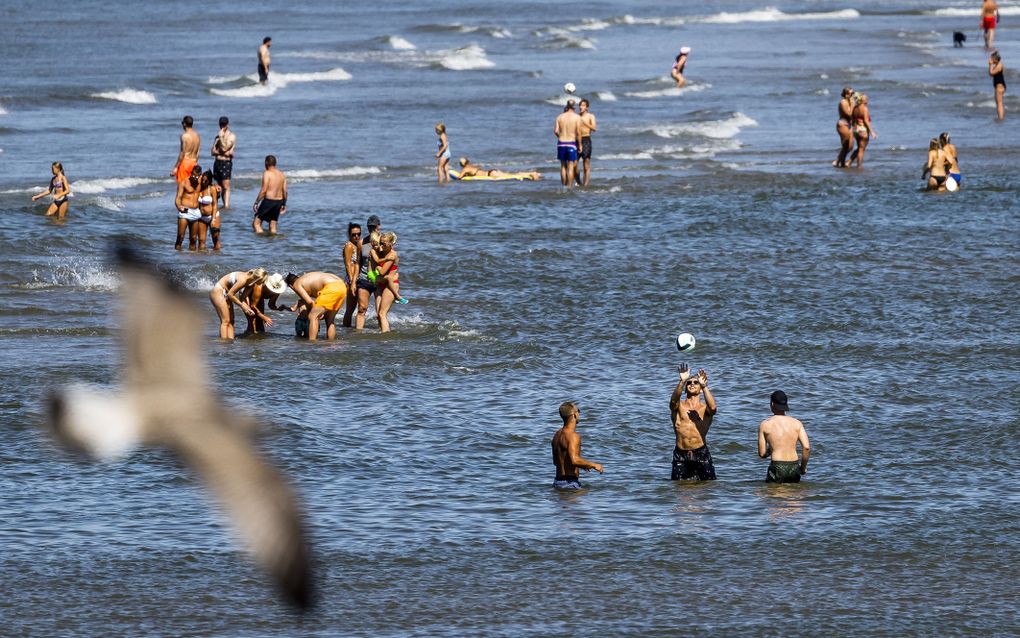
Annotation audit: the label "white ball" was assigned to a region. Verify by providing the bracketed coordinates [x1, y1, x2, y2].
[675, 333, 696, 352]
[564, 82, 576, 94]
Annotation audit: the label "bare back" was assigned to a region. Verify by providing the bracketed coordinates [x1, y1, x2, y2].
[551, 427, 582, 478]
[758, 415, 808, 462]
[296, 271, 341, 298]
[261, 167, 287, 200]
[982, 0, 998, 18]
[181, 129, 200, 162]
[555, 111, 582, 143]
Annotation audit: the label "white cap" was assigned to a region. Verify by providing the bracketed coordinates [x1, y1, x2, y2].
[680, 46, 691, 54]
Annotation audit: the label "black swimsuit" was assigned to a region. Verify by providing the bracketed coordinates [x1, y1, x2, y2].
[992, 69, 1006, 89]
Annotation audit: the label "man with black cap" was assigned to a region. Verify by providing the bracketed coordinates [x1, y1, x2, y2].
[757, 390, 811, 483]
[354, 214, 382, 330]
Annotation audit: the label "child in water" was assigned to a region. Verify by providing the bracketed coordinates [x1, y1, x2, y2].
[367, 230, 409, 304]
[435, 123, 450, 184]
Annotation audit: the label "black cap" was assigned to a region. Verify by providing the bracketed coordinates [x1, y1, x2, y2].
[367, 214, 381, 227]
[770, 390, 789, 408]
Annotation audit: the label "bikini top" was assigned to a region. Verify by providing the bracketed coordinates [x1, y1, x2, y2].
[198, 195, 214, 205]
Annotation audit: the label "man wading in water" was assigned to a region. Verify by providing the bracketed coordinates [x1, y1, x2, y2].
[551, 402, 603, 489]
[670, 363, 718, 480]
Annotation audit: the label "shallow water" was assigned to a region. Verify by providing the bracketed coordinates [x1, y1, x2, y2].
[1, 1, 1019, 636]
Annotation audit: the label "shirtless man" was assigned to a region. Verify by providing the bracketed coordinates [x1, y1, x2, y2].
[981, 0, 999, 49]
[174, 165, 202, 251]
[252, 155, 287, 234]
[757, 391, 810, 483]
[211, 116, 236, 208]
[171, 115, 201, 184]
[573, 99, 597, 187]
[258, 37, 272, 84]
[551, 402, 603, 490]
[669, 363, 718, 480]
[283, 272, 347, 341]
[554, 100, 583, 187]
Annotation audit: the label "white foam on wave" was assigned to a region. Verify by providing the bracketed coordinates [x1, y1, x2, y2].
[566, 18, 612, 32]
[600, 151, 655, 160]
[0, 105, 7, 115]
[695, 7, 860, 24]
[210, 67, 352, 97]
[287, 166, 384, 182]
[25, 262, 120, 291]
[596, 91, 617, 102]
[635, 113, 758, 139]
[207, 74, 249, 84]
[388, 36, 417, 50]
[625, 83, 711, 98]
[539, 27, 597, 50]
[72, 177, 166, 194]
[435, 44, 494, 70]
[94, 196, 124, 211]
[90, 88, 157, 104]
[929, 6, 1020, 16]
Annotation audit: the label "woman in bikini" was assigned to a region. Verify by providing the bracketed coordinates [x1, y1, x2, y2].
[939, 132, 961, 188]
[833, 87, 855, 168]
[435, 123, 451, 184]
[31, 162, 71, 219]
[370, 231, 408, 333]
[341, 222, 362, 327]
[209, 267, 270, 339]
[174, 164, 202, 250]
[456, 157, 540, 180]
[850, 93, 876, 168]
[922, 138, 950, 191]
[671, 47, 690, 88]
[197, 171, 222, 251]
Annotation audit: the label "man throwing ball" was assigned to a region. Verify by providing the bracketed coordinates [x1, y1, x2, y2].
[757, 390, 810, 483]
[669, 363, 717, 480]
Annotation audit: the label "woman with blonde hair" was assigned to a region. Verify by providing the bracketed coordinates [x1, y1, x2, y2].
[367, 231, 408, 333]
[435, 123, 451, 183]
[922, 138, 950, 191]
[939, 132, 961, 189]
[209, 267, 272, 339]
[849, 93, 876, 168]
[31, 162, 71, 219]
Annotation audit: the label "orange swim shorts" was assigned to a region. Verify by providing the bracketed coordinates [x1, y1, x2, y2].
[175, 158, 197, 183]
[314, 280, 348, 311]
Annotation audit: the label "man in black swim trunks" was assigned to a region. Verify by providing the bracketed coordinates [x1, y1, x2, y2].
[757, 390, 810, 483]
[258, 37, 272, 84]
[670, 363, 718, 480]
[551, 401, 603, 489]
[211, 116, 236, 208]
[574, 98, 597, 186]
[252, 155, 287, 235]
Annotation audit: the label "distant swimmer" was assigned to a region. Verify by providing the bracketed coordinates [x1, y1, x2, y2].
[211, 116, 236, 208]
[981, 0, 999, 49]
[283, 271, 346, 341]
[849, 93, 876, 168]
[671, 46, 690, 89]
[174, 164, 202, 251]
[258, 37, 272, 84]
[209, 268, 269, 339]
[922, 138, 951, 191]
[435, 122, 450, 183]
[553, 100, 582, 187]
[455, 157, 541, 181]
[574, 99, 597, 187]
[551, 402, 603, 490]
[30, 161, 71, 219]
[833, 86, 855, 168]
[989, 51, 1006, 121]
[757, 391, 810, 483]
[669, 363, 718, 481]
[940, 132, 961, 188]
[171, 115, 200, 184]
[252, 155, 287, 235]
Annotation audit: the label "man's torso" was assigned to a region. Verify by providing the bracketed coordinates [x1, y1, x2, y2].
[579, 112, 595, 137]
[262, 168, 286, 199]
[551, 428, 580, 478]
[181, 130, 200, 160]
[672, 399, 711, 450]
[762, 415, 803, 462]
[556, 112, 581, 141]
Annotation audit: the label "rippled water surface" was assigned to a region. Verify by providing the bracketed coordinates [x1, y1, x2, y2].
[1, 0, 1018, 636]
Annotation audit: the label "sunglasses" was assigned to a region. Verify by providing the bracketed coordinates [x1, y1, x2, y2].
[350, 232, 361, 237]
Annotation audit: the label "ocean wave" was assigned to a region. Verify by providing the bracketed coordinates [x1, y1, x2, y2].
[433, 44, 494, 70]
[94, 196, 124, 211]
[624, 83, 711, 98]
[536, 27, 597, 50]
[565, 18, 613, 32]
[633, 113, 758, 139]
[695, 7, 860, 24]
[412, 23, 512, 38]
[71, 177, 166, 194]
[90, 88, 157, 104]
[600, 152, 654, 160]
[595, 91, 617, 102]
[0, 105, 7, 115]
[928, 6, 1020, 17]
[24, 262, 120, 291]
[387, 36, 416, 50]
[287, 166, 384, 182]
[207, 74, 249, 84]
[210, 67, 352, 97]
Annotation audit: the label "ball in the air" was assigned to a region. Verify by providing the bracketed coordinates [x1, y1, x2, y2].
[675, 333, 696, 352]
[564, 82, 576, 94]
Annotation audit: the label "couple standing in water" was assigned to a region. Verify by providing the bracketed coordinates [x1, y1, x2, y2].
[833, 87, 876, 168]
[554, 98, 597, 187]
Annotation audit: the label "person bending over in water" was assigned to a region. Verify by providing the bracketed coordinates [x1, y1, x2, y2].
[174, 164, 202, 250]
[757, 391, 810, 483]
[849, 93, 876, 168]
[670, 363, 718, 481]
[989, 51, 1006, 121]
[833, 86, 855, 168]
[455, 157, 541, 180]
[671, 46, 690, 88]
[197, 170, 221, 251]
[368, 231, 408, 305]
[551, 401, 603, 490]
[922, 138, 951, 191]
[31, 162, 71, 219]
[283, 271, 347, 341]
[939, 132, 961, 188]
[209, 268, 270, 339]
[435, 123, 451, 183]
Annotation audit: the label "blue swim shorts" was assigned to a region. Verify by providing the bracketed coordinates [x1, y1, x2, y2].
[553, 476, 582, 490]
[557, 142, 578, 162]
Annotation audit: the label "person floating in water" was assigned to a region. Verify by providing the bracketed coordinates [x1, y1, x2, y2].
[258, 37, 272, 84]
[551, 402, 603, 490]
[671, 46, 690, 88]
[454, 157, 541, 180]
[670, 363, 718, 481]
[757, 391, 810, 483]
[30, 161, 71, 219]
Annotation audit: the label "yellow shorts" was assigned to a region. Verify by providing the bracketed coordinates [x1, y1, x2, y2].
[314, 281, 348, 311]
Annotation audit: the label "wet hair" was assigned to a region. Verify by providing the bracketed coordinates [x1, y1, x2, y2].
[246, 267, 268, 286]
[51, 161, 63, 174]
[190, 164, 203, 178]
[263, 37, 272, 44]
[841, 86, 854, 99]
[458, 157, 469, 167]
[380, 231, 397, 246]
[558, 401, 578, 423]
[929, 138, 940, 151]
[435, 122, 446, 133]
[579, 98, 589, 108]
[265, 155, 277, 167]
[284, 273, 299, 286]
[200, 170, 214, 189]
[939, 132, 951, 146]
[219, 116, 229, 128]
[182, 115, 193, 127]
